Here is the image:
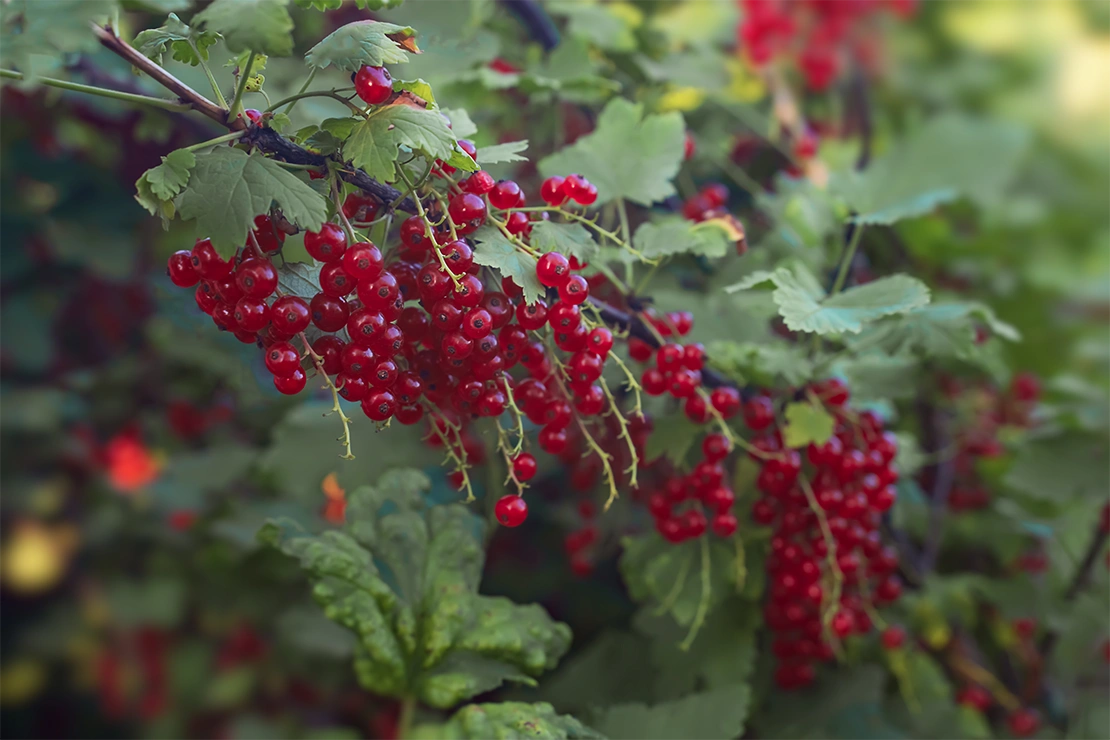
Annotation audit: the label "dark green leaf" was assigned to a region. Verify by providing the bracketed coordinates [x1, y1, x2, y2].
[344, 105, 456, 182]
[590, 684, 751, 740]
[175, 148, 327, 254]
[259, 470, 571, 709]
[422, 702, 604, 739]
[633, 218, 732, 260]
[133, 13, 219, 66]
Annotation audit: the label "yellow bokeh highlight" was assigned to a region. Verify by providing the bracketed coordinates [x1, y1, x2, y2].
[658, 86, 705, 113]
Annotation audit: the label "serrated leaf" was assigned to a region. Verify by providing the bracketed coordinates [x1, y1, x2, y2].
[445, 144, 479, 173]
[133, 12, 219, 66]
[590, 684, 751, 740]
[539, 98, 685, 206]
[833, 115, 1030, 225]
[782, 401, 835, 448]
[470, 225, 544, 304]
[424, 702, 604, 740]
[305, 20, 416, 71]
[728, 267, 931, 335]
[837, 354, 919, 401]
[137, 149, 195, 203]
[440, 108, 477, 139]
[175, 148, 326, 254]
[259, 470, 571, 709]
[529, 221, 598, 262]
[850, 301, 1020, 360]
[476, 140, 529, 165]
[633, 218, 732, 259]
[344, 105, 456, 182]
[195, 0, 293, 56]
[395, 79, 436, 107]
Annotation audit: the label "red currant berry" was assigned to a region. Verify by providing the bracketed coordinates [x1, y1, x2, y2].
[167, 250, 199, 287]
[562, 174, 591, 204]
[505, 210, 532, 236]
[516, 300, 549, 330]
[362, 390, 397, 421]
[642, 368, 667, 396]
[347, 308, 386, 346]
[319, 261, 355, 297]
[312, 336, 345, 375]
[538, 426, 568, 454]
[536, 252, 571, 288]
[337, 373, 367, 402]
[354, 65, 393, 105]
[265, 341, 301, 376]
[956, 686, 992, 712]
[310, 294, 349, 332]
[628, 338, 654, 362]
[558, 274, 590, 305]
[235, 258, 278, 298]
[191, 238, 232, 280]
[742, 395, 775, 430]
[494, 495, 528, 527]
[702, 433, 732, 462]
[341, 242, 383, 281]
[233, 297, 270, 332]
[442, 331, 474, 360]
[488, 180, 523, 210]
[269, 296, 310, 334]
[462, 308, 493, 339]
[305, 224, 347, 263]
[357, 273, 399, 311]
[341, 343, 376, 378]
[441, 239, 474, 273]
[252, 214, 286, 254]
[274, 368, 306, 395]
[586, 327, 613, 356]
[881, 626, 906, 650]
[400, 216, 430, 251]
[448, 192, 487, 234]
[540, 176, 567, 206]
[1007, 709, 1040, 738]
[462, 170, 495, 195]
[711, 512, 738, 538]
[452, 274, 485, 309]
[511, 453, 538, 482]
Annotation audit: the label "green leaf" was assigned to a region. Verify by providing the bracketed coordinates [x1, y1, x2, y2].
[106, 578, 185, 628]
[195, 0, 294, 56]
[634, 600, 758, 701]
[850, 302, 1020, 360]
[344, 106, 456, 182]
[548, 0, 638, 52]
[175, 148, 326, 254]
[753, 666, 896, 739]
[642, 413, 701, 467]
[422, 702, 603, 739]
[476, 140, 529, 165]
[728, 267, 931, 335]
[133, 12, 219, 66]
[135, 148, 195, 212]
[539, 98, 685, 207]
[1004, 432, 1109, 503]
[837, 354, 919, 401]
[781, 401, 835, 448]
[529, 221, 599, 262]
[523, 631, 655, 713]
[305, 20, 416, 72]
[470, 225, 544, 304]
[590, 684, 751, 740]
[0, 0, 117, 79]
[259, 470, 571, 709]
[440, 108, 478, 139]
[706, 340, 814, 386]
[633, 218, 732, 260]
[833, 115, 1030, 225]
[395, 79, 437, 107]
[620, 533, 735, 630]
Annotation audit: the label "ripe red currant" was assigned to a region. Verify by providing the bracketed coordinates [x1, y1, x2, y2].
[167, 250, 199, 287]
[488, 180, 523, 210]
[341, 242, 383, 281]
[354, 65, 393, 105]
[273, 367, 306, 395]
[536, 252, 571, 288]
[494, 495, 528, 527]
[540, 176, 567, 206]
[305, 224, 348, 262]
[448, 192, 487, 234]
[191, 238, 231, 280]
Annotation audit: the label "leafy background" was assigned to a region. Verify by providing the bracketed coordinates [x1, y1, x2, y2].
[1, 1, 1108, 739]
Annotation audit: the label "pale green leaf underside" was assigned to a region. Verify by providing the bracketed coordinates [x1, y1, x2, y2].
[476, 140, 529, 165]
[529, 221, 598, 261]
[782, 401, 835, 448]
[634, 219, 731, 259]
[305, 20, 415, 71]
[344, 106, 456, 182]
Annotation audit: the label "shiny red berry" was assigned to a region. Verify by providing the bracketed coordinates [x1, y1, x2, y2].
[462, 170, 495, 194]
[488, 180, 523, 210]
[309, 294, 349, 332]
[448, 192, 487, 234]
[362, 390, 396, 421]
[881, 625, 906, 650]
[1007, 709, 1040, 738]
[273, 368, 306, 395]
[341, 242, 383, 281]
[265, 341, 301, 376]
[305, 224, 347, 262]
[354, 65, 393, 105]
[235, 258, 278, 298]
[540, 176, 567, 206]
[191, 238, 231, 280]
[167, 250, 199, 287]
[495, 495, 528, 527]
[512, 453, 538, 482]
[558, 274, 589, 305]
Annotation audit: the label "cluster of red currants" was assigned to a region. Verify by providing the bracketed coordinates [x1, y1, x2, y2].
[945, 371, 1040, 512]
[741, 378, 903, 689]
[645, 432, 739, 543]
[737, 0, 916, 91]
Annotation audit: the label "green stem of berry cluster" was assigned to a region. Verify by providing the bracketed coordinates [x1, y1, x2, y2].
[680, 536, 714, 651]
[798, 476, 845, 658]
[266, 89, 364, 117]
[0, 68, 193, 111]
[195, 55, 229, 109]
[423, 408, 475, 503]
[301, 331, 357, 461]
[500, 377, 527, 456]
[494, 424, 526, 496]
[398, 167, 464, 288]
[597, 376, 640, 490]
[830, 223, 865, 295]
[182, 130, 246, 152]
